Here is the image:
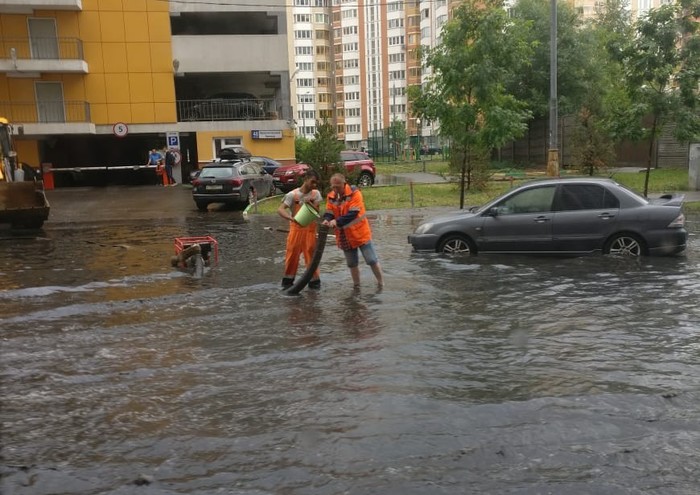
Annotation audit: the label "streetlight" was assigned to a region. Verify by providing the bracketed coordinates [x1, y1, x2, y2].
[547, 0, 559, 176]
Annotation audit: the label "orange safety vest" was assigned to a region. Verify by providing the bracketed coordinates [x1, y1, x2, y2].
[325, 183, 372, 250]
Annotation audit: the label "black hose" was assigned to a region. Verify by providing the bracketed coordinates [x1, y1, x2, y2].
[284, 223, 330, 295]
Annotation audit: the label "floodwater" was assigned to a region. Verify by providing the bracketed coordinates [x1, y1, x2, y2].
[1, 186, 700, 495]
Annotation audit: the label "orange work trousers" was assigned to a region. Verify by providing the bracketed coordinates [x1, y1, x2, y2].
[284, 224, 319, 281]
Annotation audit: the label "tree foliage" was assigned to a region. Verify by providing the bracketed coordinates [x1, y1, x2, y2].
[297, 119, 344, 193]
[409, 0, 535, 208]
[611, 0, 700, 196]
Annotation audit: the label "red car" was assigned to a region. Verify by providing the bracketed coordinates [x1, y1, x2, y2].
[272, 150, 376, 193]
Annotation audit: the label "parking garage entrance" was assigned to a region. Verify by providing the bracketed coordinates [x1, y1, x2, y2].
[37, 133, 199, 188]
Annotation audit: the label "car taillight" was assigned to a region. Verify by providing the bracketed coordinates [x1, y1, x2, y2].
[229, 178, 243, 186]
[667, 213, 685, 228]
[192, 179, 200, 187]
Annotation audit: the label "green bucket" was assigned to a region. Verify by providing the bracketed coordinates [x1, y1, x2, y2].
[294, 202, 320, 227]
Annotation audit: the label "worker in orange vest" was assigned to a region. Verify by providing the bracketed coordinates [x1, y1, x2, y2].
[277, 169, 323, 289]
[322, 173, 383, 289]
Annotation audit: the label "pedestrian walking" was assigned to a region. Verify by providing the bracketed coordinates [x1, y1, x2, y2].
[278, 169, 322, 289]
[164, 149, 177, 186]
[322, 173, 383, 289]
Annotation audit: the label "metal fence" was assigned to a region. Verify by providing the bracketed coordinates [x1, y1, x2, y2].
[177, 97, 283, 122]
[367, 126, 448, 163]
[0, 101, 91, 123]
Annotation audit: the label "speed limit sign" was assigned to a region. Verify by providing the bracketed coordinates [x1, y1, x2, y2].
[112, 122, 128, 138]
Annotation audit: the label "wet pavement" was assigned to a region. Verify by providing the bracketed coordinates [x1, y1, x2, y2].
[1, 186, 700, 494]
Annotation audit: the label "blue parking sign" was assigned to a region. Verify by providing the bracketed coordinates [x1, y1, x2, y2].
[166, 132, 180, 149]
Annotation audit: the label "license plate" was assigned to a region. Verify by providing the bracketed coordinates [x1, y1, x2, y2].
[205, 185, 223, 191]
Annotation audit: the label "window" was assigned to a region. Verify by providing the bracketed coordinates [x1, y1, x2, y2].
[295, 46, 313, 55]
[388, 1, 403, 12]
[343, 58, 359, 68]
[388, 36, 404, 46]
[295, 30, 312, 39]
[496, 186, 556, 215]
[389, 70, 405, 81]
[294, 14, 311, 23]
[342, 8, 357, 18]
[388, 18, 404, 28]
[342, 26, 358, 35]
[297, 78, 314, 87]
[296, 62, 313, 71]
[555, 185, 620, 211]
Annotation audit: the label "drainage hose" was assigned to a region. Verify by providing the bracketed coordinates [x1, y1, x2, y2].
[284, 223, 330, 295]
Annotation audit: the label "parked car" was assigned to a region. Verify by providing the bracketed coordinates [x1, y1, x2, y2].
[249, 156, 282, 176]
[191, 160, 275, 211]
[189, 92, 265, 121]
[272, 151, 376, 193]
[218, 145, 252, 161]
[408, 178, 687, 257]
[420, 145, 442, 155]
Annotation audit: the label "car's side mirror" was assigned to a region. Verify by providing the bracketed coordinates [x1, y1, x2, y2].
[485, 206, 500, 217]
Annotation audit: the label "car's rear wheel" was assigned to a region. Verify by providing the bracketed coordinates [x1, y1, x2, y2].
[357, 172, 374, 188]
[195, 201, 209, 212]
[437, 234, 476, 256]
[604, 233, 646, 257]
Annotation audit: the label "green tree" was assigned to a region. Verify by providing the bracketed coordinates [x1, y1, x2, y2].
[295, 135, 311, 163]
[389, 118, 407, 161]
[612, 0, 700, 196]
[509, 0, 590, 118]
[410, 0, 534, 208]
[568, 0, 632, 174]
[301, 119, 343, 192]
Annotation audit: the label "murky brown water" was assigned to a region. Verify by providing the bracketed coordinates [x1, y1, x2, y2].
[2, 187, 700, 494]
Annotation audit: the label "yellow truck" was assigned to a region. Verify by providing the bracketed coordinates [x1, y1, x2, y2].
[0, 117, 50, 229]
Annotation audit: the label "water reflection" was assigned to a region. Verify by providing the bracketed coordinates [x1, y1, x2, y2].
[1, 189, 700, 494]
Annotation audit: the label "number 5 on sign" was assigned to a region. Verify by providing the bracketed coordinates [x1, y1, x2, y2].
[113, 122, 129, 138]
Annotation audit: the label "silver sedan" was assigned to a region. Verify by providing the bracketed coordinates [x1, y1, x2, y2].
[408, 178, 687, 257]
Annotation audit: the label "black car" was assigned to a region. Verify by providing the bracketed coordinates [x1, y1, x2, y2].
[189, 92, 265, 121]
[191, 160, 275, 211]
[409, 178, 687, 257]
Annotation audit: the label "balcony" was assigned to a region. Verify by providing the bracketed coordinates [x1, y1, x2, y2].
[177, 96, 286, 122]
[0, 0, 81, 14]
[0, 37, 88, 75]
[0, 100, 94, 135]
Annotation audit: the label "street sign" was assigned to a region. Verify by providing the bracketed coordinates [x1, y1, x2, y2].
[251, 129, 282, 140]
[170, 149, 182, 165]
[166, 131, 180, 149]
[113, 122, 128, 138]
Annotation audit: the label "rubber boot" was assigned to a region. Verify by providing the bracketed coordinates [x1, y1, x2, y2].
[281, 277, 294, 289]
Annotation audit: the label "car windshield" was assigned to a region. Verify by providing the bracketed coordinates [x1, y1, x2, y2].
[200, 167, 235, 179]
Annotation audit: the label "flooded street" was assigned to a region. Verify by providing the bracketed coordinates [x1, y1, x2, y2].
[2, 186, 700, 494]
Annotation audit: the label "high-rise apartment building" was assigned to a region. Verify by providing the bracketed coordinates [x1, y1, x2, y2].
[0, 0, 295, 187]
[289, 0, 456, 151]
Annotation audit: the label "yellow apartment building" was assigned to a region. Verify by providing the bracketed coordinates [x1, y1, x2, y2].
[0, 0, 295, 187]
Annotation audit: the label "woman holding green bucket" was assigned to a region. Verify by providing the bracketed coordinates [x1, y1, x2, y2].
[277, 169, 323, 289]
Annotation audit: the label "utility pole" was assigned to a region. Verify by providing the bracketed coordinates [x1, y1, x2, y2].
[547, 0, 559, 176]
